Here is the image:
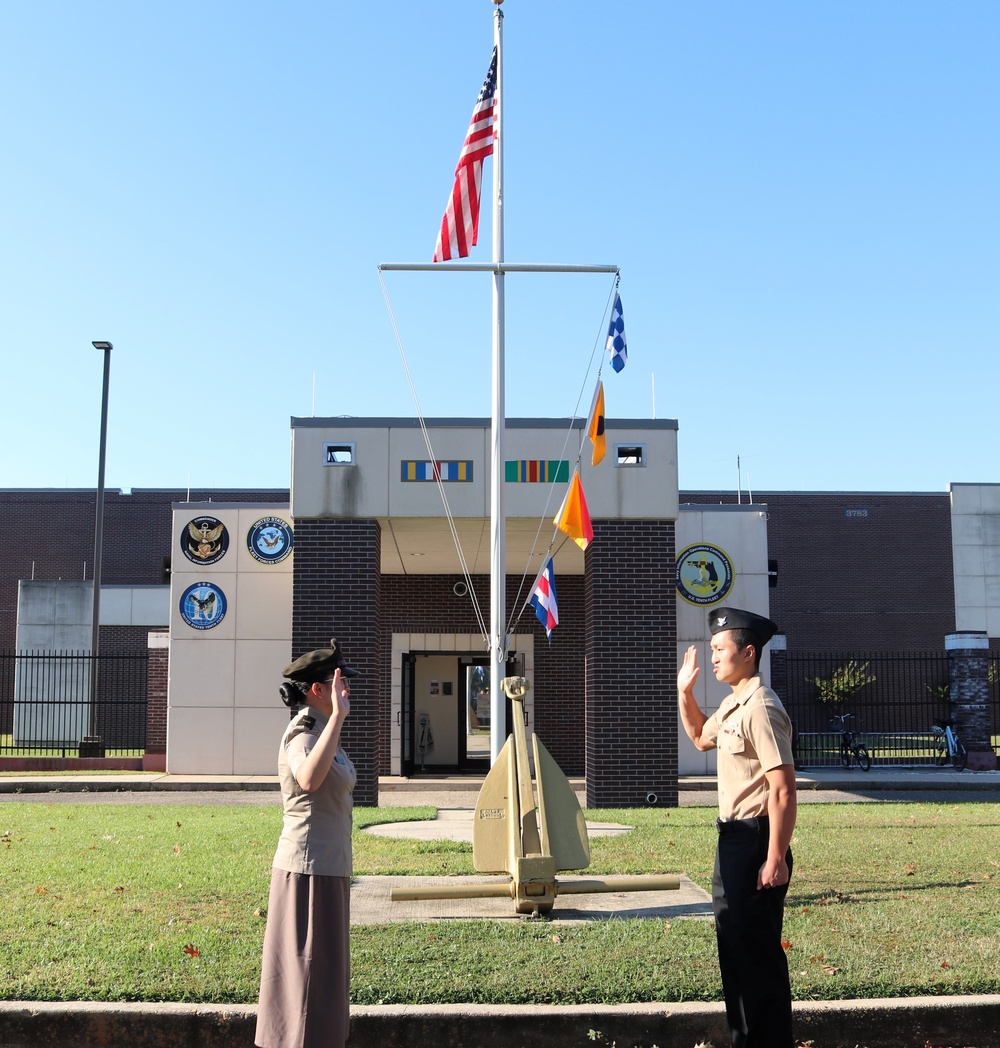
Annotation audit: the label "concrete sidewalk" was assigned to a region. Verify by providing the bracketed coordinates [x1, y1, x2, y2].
[2, 766, 998, 797]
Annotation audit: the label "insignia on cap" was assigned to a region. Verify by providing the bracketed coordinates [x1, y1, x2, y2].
[708, 606, 778, 644]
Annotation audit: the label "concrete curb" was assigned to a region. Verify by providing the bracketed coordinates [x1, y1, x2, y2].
[1, 997, 998, 1048]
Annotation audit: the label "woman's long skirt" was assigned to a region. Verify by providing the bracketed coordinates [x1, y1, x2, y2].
[256, 869, 351, 1048]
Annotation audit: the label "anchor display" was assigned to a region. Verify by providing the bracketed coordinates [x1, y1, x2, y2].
[391, 675, 679, 916]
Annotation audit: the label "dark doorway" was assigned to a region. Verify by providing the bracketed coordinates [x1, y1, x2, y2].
[401, 651, 518, 775]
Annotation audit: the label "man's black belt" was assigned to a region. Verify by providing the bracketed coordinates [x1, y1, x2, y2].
[716, 815, 770, 833]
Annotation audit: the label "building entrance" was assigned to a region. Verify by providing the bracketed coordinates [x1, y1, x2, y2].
[392, 633, 535, 777]
[399, 651, 520, 775]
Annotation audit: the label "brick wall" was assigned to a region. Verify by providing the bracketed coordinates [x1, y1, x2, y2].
[3, 485, 958, 661]
[0, 488, 289, 759]
[146, 629, 168, 757]
[0, 488, 290, 653]
[682, 491, 954, 651]
[585, 520, 677, 807]
[529, 575, 585, 774]
[292, 519, 382, 805]
[0, 491, 96, 651]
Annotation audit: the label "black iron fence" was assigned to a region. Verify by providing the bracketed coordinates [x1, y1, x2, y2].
[0, 650, 148, 757]
[779, 650, 1000, 768]
[793, 728, 950, 768]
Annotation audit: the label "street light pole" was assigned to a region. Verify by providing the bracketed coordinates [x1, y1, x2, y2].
[89, 340, 113, 743]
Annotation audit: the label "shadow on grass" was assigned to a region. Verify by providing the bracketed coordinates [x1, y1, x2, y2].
[790, 878, 982, 906]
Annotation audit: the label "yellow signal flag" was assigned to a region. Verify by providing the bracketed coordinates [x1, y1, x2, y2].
[554, 469, 594, 550]
[587, 381, 606, 466]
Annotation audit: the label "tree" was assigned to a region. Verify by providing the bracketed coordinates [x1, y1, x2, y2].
[813, 660, 876, 710]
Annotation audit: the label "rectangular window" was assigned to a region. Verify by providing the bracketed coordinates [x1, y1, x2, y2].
[324, 442, 355, 465]
[615, 443, 645, 467]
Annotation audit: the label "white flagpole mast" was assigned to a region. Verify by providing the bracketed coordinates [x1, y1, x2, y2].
[489, 0, 507, 762]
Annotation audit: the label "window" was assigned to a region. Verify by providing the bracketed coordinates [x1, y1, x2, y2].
[615, 443, 645, 467]
[324, 442, 355, 465]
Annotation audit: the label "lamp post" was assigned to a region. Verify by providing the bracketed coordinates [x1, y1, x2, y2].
[87, 340, 112, 749]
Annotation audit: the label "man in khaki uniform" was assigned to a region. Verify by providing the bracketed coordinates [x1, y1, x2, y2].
[677, 607, 796, 1048]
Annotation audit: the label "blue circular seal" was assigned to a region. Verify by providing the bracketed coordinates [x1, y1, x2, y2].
[247, 516, 293, 565]
[676, 543, 735, 606]
[179, 581, 228, 630]
[182, 516, 230, 565]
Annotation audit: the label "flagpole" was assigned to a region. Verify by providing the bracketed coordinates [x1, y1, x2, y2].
[489, 0, 507, 763]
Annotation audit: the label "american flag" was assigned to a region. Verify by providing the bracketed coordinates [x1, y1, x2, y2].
[433, 49, 497, 262]
[529, 556, 559, 639]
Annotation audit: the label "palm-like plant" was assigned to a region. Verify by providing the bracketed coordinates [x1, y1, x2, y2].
[813, 659, 876, 711]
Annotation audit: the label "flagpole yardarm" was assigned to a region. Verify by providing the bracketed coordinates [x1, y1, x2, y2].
[379, 263, 619, 274]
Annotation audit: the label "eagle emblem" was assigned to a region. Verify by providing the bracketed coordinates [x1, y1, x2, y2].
[181, 516, 230, 565]
[247, 516, 293, 565]
[179, 582, 228, 630]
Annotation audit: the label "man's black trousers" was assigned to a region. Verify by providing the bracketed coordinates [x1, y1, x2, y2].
[712, 816, 794, 1048]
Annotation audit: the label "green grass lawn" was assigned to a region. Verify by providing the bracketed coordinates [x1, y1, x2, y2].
[0, 800, 997, 1004]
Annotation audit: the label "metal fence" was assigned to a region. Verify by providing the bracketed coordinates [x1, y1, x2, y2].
[781, 651, 958, 768]
[793, 729, 950, 768]
[0, 650, 148, 757]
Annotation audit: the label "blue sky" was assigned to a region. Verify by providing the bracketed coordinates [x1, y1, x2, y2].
[2, 1, 997, 494]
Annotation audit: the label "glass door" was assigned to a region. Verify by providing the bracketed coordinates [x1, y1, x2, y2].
[461, 661, 491, 769]
[401, 653, 415, 775]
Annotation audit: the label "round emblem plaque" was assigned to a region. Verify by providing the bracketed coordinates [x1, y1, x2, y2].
[181, 516, 230, 565]
[676, 542, 735, 606]
[179, 581, 228, 630]
[247, 516, 293, 565]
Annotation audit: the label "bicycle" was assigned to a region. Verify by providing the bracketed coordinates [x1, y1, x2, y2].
[829, 713, 871, 771]
[932, 718, 968, 770]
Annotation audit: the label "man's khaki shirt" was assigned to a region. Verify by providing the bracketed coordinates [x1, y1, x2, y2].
[703, 673, 794, 821]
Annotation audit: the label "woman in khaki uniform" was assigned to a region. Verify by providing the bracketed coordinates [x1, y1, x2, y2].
[256, 640, 358, 1048]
